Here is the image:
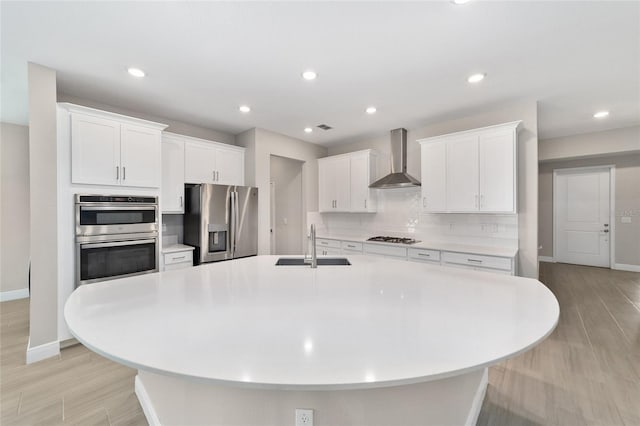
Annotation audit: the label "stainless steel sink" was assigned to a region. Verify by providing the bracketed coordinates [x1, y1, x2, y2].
[275, 257, 351, 266]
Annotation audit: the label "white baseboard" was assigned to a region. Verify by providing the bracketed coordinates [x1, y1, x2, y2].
[135, 374, 161, 426]
[0, 288, 30, 302]
[538, 256, 555, 263]
[26, 338, 60, 364]
[465, 368, 489, 426]
[613, 263, 640, 272]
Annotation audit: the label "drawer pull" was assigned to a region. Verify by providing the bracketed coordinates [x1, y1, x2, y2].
[347, 245, 356, 248]
[321, 241, 329, 245]
[467, 258, 482, 263]
[418, 253, 430, 257]
[172, 256, 186, 260]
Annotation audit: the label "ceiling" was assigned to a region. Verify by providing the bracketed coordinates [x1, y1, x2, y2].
[2, 1, 638, 145]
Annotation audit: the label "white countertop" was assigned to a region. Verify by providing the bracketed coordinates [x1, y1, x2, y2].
[318, 234, 519, 258]
[65, 255, 557, 391]
[161, 244, 195, 254]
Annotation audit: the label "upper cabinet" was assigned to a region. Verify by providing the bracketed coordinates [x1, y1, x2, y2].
[183, 138, 244, 186]
[318, 150, 378, 213]
[65, 104, 167, 188]
[161, 135, 186, 214]
[418, 121, 521, 214]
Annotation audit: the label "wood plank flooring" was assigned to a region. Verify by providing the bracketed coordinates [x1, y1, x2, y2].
[1, 262, 639, 425]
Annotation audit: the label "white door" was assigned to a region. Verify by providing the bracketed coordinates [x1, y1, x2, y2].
[215, 147, 244, 185]
[349, 154, 370, 212]
[446, 135, 479, 212]
[334, 157, 351, 211]
[184, 142, 217, 184]
[421, 140, 447, 212]
[120, 124, 161, 188]
[161, 138, 185, 213]
[555, 168, 611, 267]
[71, 113, 121, 185]
[479, 130, 515, 212]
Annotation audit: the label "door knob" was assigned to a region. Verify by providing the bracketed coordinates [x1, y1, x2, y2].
[603, 229, 609, 233]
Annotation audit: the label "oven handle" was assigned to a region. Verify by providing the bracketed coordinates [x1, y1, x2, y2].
[79, 206, 157, 211]
[80, 239, 157, 249]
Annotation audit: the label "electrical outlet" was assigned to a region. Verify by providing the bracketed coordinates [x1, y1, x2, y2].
[295, 408, 314, 426]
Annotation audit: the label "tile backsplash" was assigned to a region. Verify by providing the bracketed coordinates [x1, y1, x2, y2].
[161, 214, 184, 246]
[309, 188, 518, 248]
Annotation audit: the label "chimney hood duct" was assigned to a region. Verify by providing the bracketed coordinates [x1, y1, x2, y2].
[369, 128, 421, 189]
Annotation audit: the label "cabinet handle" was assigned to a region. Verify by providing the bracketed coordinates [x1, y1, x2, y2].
[347, 245, 356, 248]
[480, 194, 484, 209]
[123, 166, 126, 181]
[467, 258, 483, 263]
[423, 197, 426, 208]
[172, 255, 186, 260]
[116, 166, 119, 180]
[213, 171, 215, 182]
[364, 199, 367, 209]
[418, 253, 430, 257]
[216, 171, 219, 181]
[179, 196, 183, 207]
[475, 195, 478, 208]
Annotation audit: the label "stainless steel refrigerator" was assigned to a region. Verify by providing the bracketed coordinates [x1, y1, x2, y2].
[184, 184, 258, 264]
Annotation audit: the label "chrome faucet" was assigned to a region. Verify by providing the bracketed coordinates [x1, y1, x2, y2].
[303, 224, 317, 268]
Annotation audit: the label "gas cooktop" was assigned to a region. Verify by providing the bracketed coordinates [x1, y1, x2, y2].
[367, 236, 421, 245]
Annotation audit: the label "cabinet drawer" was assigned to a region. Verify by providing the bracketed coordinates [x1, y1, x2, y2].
[341, 241, 363, 252]
[364, 243, 407, 259]
[316, 247, 342, 256]
[164, 251, 193, 266]
[408, 248, 441, 262]
[442, 251, 512, 271]
[316, 238, 341, 249]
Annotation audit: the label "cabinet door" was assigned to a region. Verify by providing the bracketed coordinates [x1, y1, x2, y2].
[71, 113, 120, 185]
[334, 157, 351, 211]
[161, 138, 185, 213]
[421, 141, 447, 212]
[184, 142, 217, 184]
[215, 147, 244, 185]
[446, 136, 479, 211]
[479, 131, 515, 212]
[318, 159, 334, 212]
[350, 154, 370, 212]
[120, 124, 161, 188]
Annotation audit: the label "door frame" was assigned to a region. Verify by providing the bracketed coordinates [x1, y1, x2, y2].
[552, 165, 616, 267]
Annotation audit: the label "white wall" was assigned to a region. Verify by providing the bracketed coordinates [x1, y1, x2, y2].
[327, 100, 539, 278]
[237, 128, 327, 255]
[28, 63, 59, 349]
[539, 125, 640, 162]
[0, 123, 30, 295]
[270, 155, 304, 255]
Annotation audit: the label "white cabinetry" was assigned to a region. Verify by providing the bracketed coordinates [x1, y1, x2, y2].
[183, 138, 244, 186]
[161, 136, 185, 213]
[318, 150, 377, 213]
[418, 121, 521, 214]
[67, 105, 167, 188]
[161, 246, 194, 271]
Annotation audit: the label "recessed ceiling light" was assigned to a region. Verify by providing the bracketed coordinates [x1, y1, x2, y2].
[304, 127, 313, 133]
[302, 70, 317, 81]
[467, 73, 486, 83]
[593, 111, 609, 118]
[366, 107, 377, 114]
[452, 0, 471, 4]
[239, 105, 251, 113]
[127, 67, 145, 78]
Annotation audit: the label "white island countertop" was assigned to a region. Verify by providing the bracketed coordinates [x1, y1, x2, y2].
[65, 255, 558, 391]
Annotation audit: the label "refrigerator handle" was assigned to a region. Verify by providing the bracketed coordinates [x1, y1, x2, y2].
[230, 191, 235, 258]
[234, 191, 240, 257]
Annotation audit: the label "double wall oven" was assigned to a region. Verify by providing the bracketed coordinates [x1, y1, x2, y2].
[75, 195, 159, 287]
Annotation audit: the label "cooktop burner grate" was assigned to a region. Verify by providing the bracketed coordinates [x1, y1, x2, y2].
[367, 236, 421, 245]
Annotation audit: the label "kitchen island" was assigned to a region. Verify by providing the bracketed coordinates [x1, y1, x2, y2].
[65, 255, 559, 426]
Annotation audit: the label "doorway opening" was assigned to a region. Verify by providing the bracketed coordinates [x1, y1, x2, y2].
[269, 155, 304, 255]
[553, 165, 615, 268]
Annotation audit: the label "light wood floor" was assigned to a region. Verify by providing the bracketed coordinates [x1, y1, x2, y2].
[1, 262, 639, 425]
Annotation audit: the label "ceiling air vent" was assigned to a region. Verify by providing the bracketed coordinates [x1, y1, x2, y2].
[317, 124, 333, 131]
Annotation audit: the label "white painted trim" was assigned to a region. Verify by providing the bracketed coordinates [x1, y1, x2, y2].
[417, 120, 522, 144]
[26, 338, 60, 364]
[538, 256, 555, 263]
[0, 288, 29, 302]
[553, 165, 615, 268]
[465, 368, 489, 426]
[135, 374, 161, 426]
[613, 263, 640, 272]
[57, 102, 168, 130]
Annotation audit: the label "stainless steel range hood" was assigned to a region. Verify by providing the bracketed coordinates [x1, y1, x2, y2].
[369, 128, 421, 189]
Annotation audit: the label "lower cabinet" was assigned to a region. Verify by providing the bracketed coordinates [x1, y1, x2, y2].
[162, 247, 194, 271]
[317, 237, 516, 275]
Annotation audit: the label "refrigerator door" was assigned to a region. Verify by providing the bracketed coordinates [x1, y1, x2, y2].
[231, 186, 258, 259]
[200, 184, 233, 263]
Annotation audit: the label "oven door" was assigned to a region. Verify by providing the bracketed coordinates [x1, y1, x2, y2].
[76, 234, 158, 287]
[76, 204, 158, 236]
